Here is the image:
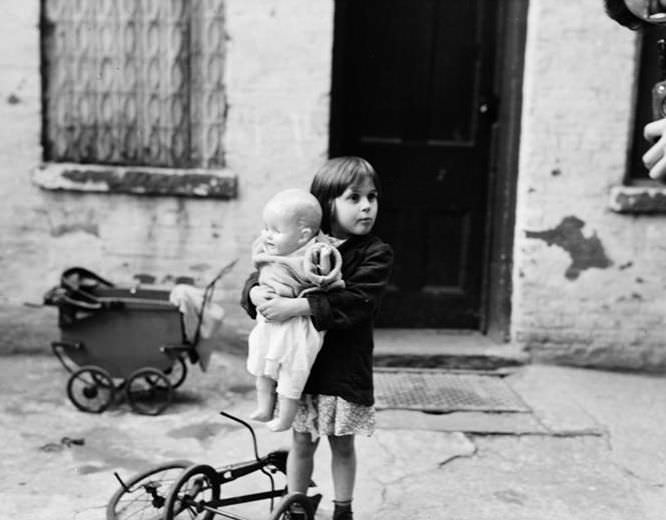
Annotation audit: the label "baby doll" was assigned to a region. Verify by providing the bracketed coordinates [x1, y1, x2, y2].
[246, 188, 343, 431]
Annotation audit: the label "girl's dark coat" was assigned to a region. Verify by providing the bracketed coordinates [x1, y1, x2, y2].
[241, 233, 393, 406]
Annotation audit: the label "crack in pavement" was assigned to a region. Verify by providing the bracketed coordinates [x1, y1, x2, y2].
[372, 432, 478, 513]
[612, 463, 665, 488]
[438, 436, 478, 467]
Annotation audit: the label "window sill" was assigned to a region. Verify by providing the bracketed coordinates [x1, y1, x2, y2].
[32, 162, 237, 199]
[609, 182, 666, 214]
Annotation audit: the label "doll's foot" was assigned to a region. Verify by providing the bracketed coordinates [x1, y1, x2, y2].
[267, 417, 292, 432]
[249, 409, 272, 422]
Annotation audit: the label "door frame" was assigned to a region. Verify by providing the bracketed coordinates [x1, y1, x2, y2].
[328, 0, 528, 342]
[481, 0, 527, 342]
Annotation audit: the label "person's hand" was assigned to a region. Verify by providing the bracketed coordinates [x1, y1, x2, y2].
[643, 118, 666, 181]
[257, 297, 310, 322]
[249, 285, 276, 307]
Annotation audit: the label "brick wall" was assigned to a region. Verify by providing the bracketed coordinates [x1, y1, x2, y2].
[0, 1, 333, 354]
[513, 0, 666, 370]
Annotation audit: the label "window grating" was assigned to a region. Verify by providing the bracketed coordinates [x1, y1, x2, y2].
[41, 0, 226, 169]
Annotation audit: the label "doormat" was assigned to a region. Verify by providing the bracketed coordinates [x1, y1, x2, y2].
[374, 369, 530, 413]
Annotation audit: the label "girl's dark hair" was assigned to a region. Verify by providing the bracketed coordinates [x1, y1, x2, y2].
[604, 0, 644, 30]
[310, 156, 381, 234]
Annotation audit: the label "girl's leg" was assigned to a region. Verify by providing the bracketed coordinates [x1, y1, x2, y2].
[328, 435, 356, 519]
[287, 430, 319, 494]
[249, 376, 276, 421]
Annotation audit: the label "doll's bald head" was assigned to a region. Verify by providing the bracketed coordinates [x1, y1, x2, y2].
[263, 188, 323, 240]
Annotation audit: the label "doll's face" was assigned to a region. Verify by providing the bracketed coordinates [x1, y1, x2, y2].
[261, 203, 309, 255]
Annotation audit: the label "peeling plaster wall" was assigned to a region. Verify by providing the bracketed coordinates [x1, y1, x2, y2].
[513, 0, 666, 370]
[0, 1, 332, 353]
[5, 1, 666, 371]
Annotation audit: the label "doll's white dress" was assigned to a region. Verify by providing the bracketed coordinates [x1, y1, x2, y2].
[246, 237, 343, 399]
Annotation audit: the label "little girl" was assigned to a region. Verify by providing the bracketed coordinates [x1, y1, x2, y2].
[246, 188, 344, 431]
[241, 157, 393, 520]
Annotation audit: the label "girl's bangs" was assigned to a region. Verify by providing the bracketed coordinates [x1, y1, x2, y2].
[337, 159, 380, 195]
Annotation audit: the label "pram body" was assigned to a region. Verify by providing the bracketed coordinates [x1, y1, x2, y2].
[58, 284, 182, 377]
[44, 263, 234, 415]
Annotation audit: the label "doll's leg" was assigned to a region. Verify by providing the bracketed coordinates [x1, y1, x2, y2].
[267, 395, 300, 432]
[267, 367, 306, 431]
[250, 375, 276, 422]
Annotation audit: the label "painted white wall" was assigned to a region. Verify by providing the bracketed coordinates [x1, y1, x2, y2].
[514, 0, 666, 369]
[2, 0, 665, 370]
[0, 1, 333, 352]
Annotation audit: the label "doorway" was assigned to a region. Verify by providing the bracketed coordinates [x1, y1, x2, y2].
[329, 0, 525, 336]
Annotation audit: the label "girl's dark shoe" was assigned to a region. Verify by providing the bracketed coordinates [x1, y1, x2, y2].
[332, 510, 353, 520]
[287, 494, 321, 520]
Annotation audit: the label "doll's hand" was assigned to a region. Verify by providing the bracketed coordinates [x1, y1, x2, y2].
[249, 285, 276, 306]
[257, 297, 310, 322]
[643, 118, 666, 181]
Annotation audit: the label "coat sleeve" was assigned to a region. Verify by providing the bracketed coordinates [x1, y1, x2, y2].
[306, 242, 393, 331]
[240, 271, 260, 319]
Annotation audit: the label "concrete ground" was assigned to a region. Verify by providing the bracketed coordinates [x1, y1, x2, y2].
[0, 352, 665, 520]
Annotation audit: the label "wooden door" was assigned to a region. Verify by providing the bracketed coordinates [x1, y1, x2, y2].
[330, 0, 498, 328]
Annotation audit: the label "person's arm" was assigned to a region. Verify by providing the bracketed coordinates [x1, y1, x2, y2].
[306, 242, 393, 331]
[643, 118, 666, 180]
[255, 241, 393, 327]
[240, 271, 260, 319]
[256, 296, 311, 322]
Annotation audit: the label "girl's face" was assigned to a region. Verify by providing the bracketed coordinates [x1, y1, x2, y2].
[330, 177, 378, 239]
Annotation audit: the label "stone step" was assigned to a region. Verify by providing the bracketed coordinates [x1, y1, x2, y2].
[373, 329, 528, 371]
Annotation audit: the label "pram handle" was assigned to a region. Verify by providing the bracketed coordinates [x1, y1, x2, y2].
[191, 259, 237, 345]
[205, 259, 238, 291]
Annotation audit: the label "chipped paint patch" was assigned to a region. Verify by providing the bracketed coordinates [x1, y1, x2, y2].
[133, 273, 156, 284]
[50, 222, 99, 237]
[32, 162, 237, 199]
[609, 185, 666, 213]
[525, 216, 612, 280]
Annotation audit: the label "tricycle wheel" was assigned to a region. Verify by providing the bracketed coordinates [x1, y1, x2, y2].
[106, 460, 192, 520]
[67, 366, 115, 413]
[269, 493, 315, 520]
[125, 368, 173, 416]
[164, 356, 188, 389]
[164, 464, 219, 520]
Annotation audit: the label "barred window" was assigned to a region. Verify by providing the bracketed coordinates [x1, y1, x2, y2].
[629, 24, 666, 182]
[41, 0, 226, 170]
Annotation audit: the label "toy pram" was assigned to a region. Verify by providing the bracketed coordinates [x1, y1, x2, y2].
[43, 261, 236, 415]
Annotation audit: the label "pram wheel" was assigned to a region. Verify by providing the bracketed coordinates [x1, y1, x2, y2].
[164, 464, 219, 520]
[125, 368, 173, 416]
[164, 356, 188, 389]
[269, 493, 315, 520]
[67, 366, 115, 413]
[106, 459, 192, 520]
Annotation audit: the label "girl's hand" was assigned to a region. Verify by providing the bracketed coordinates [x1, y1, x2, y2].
[249, 285, 276, 306]
[257, 297, 311, 322]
